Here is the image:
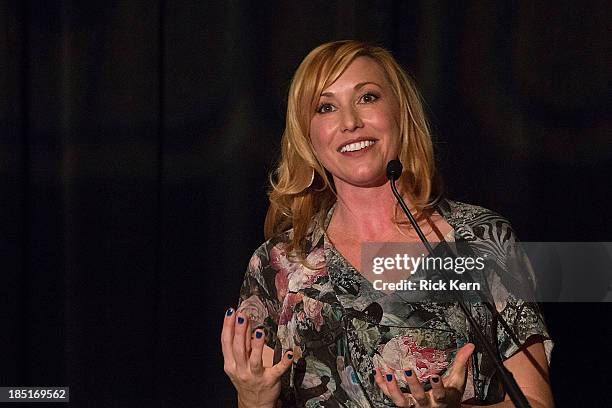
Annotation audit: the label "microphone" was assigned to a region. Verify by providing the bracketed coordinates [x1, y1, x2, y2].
[386, 159, 403, 181]
[386, 160, 531, 408]
[386, 160, 434, 253]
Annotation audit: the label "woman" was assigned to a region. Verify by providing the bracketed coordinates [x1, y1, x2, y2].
[221, 40, 554, 407]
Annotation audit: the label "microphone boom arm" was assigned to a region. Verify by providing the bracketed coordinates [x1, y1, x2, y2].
[387, 160, 531, 408]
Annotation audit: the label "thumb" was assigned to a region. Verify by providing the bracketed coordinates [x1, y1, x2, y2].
[267, 350, 294, 379]
[447, 343, 475, 382]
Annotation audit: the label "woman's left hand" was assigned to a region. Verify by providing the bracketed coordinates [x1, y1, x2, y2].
[374, 343, 475, 408]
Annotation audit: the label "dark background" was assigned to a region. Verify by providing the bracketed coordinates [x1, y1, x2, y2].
[1, 1, 610, 407]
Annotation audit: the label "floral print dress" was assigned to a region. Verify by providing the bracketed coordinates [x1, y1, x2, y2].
[238, 199, 552, 407]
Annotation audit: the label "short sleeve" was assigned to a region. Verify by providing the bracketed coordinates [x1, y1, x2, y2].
[496, 293, 553, 363]
[237, 242, 281, 351]
[487, 225, 554, 363]
[443, 200, 554, 402]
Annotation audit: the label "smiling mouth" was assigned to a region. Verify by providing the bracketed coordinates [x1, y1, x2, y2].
[339, 139, 377, 153]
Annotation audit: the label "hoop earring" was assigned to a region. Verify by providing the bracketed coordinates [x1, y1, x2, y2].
[306, 168, 315, 188]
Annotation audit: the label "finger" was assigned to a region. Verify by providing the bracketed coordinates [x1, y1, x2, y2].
[373, 368, 390, 396]
[446, 343, 475, 387]
[403, 369, 428, 406]
[384, 372, 410, 407]
[430, 375, 446, 403]
[221, 308, 237, 371]
[267, 350, 294, 379]
[232, 312, 249, 370]
[245, 319, 252, 357]
[249, 329, 265, 375]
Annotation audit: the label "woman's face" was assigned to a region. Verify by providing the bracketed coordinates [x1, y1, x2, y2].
[309, 56, 401, 189]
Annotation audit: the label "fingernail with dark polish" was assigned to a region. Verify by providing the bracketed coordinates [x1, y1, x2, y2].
[404, 369, 412, 377]
[287, 353, 293, 360]
[372, 369, 377, 376]
[431, 376, 439, 383]
[225, 308, 234, 317]
[386, 374, 393, 382]
[255, 331, 263, 339]
[237, 316, 244, 324]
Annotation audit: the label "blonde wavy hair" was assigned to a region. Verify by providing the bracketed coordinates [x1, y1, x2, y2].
[264, 40, 440, 258]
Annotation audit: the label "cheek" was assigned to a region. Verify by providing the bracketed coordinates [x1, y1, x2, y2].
[309, 122, 332, 153]
[365, 105, 395, 130]
[382, 110, 399, 132]
[381, 110, 401, 142]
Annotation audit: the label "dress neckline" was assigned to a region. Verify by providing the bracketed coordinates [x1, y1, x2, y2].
[320, 199, 457, 274]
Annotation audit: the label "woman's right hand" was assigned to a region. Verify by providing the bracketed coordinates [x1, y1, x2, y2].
[221, 307, 293, 408]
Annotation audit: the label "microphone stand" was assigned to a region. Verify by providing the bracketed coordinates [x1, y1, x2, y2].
[386, 160, 531, 408]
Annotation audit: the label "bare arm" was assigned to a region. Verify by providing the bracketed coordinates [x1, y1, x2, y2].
[463, 339, 554, 407]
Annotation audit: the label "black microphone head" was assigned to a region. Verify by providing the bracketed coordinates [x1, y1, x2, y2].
[386, 160, 403, 181]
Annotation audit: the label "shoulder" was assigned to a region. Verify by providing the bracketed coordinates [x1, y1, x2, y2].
[443, 198, 512, 226]
[249, 212, 325, 269]
[251, 230, 293, 258]
[441, 198, 517, 241]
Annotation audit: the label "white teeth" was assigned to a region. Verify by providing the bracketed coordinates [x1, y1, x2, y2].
[340, 140, 375, 153]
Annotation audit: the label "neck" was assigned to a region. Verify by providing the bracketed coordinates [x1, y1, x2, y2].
[331, 179, 408, 240]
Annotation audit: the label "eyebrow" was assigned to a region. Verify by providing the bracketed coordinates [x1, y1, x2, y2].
[320, 81, 382, 97]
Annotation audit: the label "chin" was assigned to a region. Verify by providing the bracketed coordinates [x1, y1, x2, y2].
[359, 178, 388, 188]
[343, 173, 388, 188]
[357, 167, 388, 184]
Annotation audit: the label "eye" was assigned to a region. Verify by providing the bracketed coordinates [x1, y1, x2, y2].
[316, 103, 336, 114]
[359, 93, 379, 104]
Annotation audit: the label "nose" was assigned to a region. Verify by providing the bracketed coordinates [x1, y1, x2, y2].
[341, 106, 363, 132]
